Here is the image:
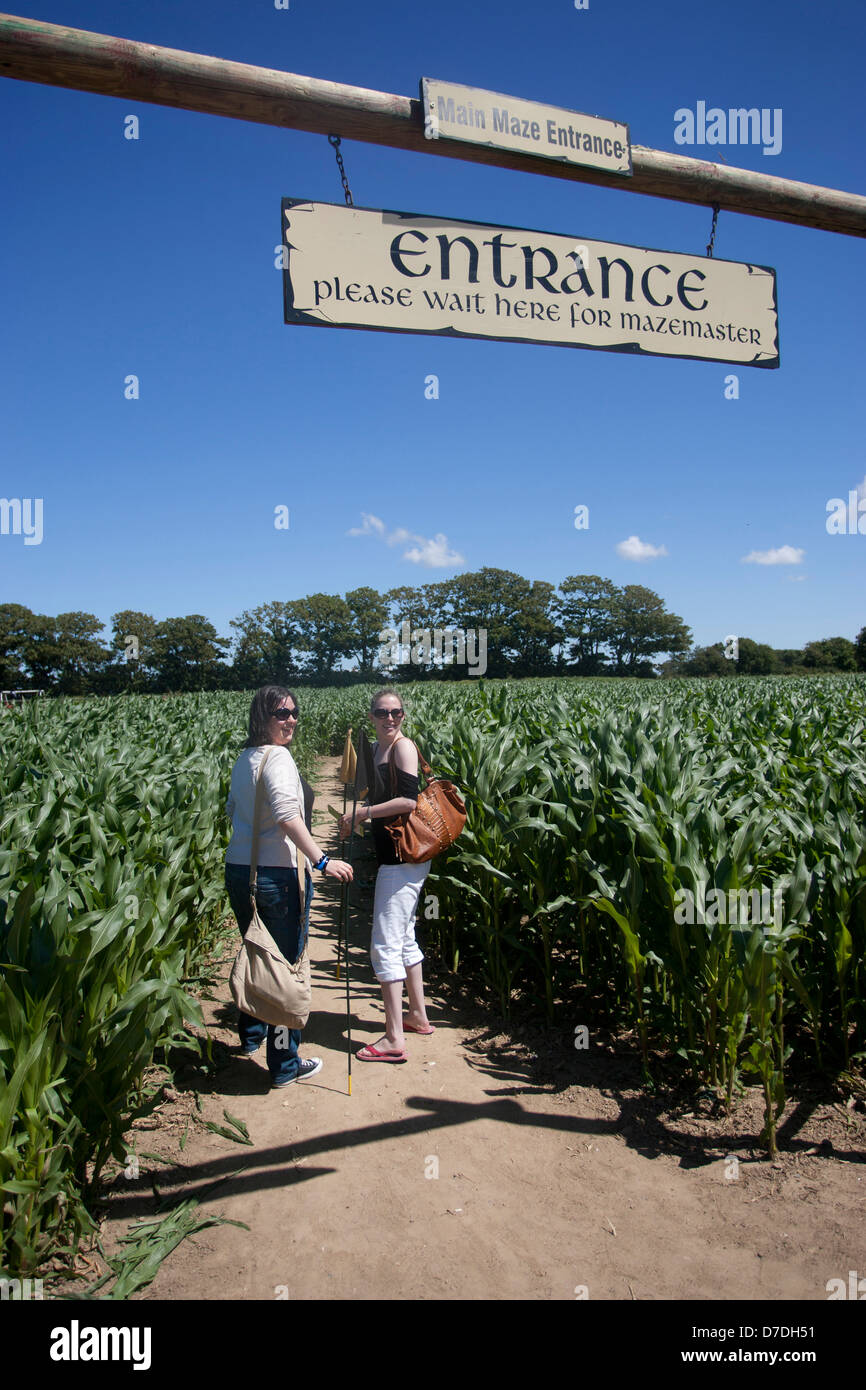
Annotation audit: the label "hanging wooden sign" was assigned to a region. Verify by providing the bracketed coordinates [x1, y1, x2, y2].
[421, 78, 631, 176]
[281, 199, 779, 368]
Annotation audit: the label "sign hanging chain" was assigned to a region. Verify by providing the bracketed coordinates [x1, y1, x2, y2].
[706, 203, 720, 257]
[328, 134, 354, 206]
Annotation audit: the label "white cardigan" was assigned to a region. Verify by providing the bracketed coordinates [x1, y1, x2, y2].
[225, 745, 303, 868]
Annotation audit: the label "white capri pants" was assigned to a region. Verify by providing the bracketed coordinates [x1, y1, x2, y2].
[370, 861, 432, 983]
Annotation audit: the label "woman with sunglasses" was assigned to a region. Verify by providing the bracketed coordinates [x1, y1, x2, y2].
[339, 688, 433, 1062]
[225, 686, 353, 1088]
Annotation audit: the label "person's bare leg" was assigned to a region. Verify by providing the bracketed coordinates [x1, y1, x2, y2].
[367, 979, 405, 1053]
[404, 962, 431, 1030]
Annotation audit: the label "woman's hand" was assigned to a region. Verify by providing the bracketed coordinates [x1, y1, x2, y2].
[338, 806, 367, 840]
[324, 858, 353, 881]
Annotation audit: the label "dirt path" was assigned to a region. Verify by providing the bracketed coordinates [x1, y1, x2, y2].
[99, 757, 865, 1302]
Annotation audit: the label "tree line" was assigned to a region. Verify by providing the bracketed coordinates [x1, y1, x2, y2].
[1, 570, 864, 695]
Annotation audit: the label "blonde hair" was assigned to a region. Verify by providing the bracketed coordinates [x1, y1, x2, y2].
[369, 687, 406, 713]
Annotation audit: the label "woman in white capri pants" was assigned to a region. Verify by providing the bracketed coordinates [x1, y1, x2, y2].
[339, 689, 434, 1062]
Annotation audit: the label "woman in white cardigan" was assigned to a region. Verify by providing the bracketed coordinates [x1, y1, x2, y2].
[225, 685, 352, 1088]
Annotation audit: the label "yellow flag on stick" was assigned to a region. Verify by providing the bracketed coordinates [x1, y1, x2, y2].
[339, 728, 357, 785]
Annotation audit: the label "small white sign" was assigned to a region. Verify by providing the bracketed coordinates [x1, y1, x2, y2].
[421, 78, 631, 176]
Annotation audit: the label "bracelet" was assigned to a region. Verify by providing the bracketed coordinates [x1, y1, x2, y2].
[314, 854, 329, 872]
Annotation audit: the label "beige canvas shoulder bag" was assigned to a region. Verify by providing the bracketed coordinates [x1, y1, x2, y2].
[229, 746, 312, 1029]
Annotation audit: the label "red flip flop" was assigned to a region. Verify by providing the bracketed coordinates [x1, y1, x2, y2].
[402, 1019, 435, 1034]
[356, 1044, 408, 1063]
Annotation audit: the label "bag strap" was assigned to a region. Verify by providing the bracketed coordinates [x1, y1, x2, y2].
[387, 738, 434, 796]
[250, 747, 308, 917]
[249, 746, 275, 899]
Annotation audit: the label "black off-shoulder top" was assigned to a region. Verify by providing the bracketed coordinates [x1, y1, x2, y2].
[369, 745, 420, 866]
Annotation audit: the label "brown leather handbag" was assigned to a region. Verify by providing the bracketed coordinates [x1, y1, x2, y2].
[386, 739, 467, 864]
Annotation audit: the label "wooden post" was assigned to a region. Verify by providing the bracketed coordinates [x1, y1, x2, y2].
[1, 12, 865, 237]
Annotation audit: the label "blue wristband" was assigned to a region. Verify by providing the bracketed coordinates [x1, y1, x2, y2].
[314, 854, 329, 872]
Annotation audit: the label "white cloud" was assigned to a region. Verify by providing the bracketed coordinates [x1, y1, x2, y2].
[346, 512, 385, 537]
[347, 514, 464, 568]
[616, 535, 668, 561]
[741, 545, 805, 565]
[402, 533, 465, 568]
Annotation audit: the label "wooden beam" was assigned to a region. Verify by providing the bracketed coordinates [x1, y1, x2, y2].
[2, 12, 865, 237]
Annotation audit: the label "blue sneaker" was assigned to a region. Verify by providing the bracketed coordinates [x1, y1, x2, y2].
[272, 1057, 323, 1088]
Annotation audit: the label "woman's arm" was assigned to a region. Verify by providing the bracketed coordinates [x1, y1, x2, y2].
[279, 814, 353, 881]
[339, 740, 418, 837]
[264, 751, 351, 880]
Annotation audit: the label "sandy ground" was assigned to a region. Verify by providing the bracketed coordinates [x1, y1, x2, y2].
[90, 757, 865, 1302]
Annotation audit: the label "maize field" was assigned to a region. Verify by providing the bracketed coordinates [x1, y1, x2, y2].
[1, 676, 864, 1273]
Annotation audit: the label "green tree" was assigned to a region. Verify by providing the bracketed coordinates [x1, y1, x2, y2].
[735, 638, 780, 675]
[229, 602, 300, 687]
[105, 610, 160, 692]
[442, 568, 556, 678]
[345, 586, 389, 672]
[802, 637, 858, 672]
[510, 580, 559, 676]
[855, 626, 866, 671]
[290, 594, 353, 676]
[150, 616, 231, 692]
[776, 648, 807, 671]
[0, 603, 38, 689]
[678, 643, 729, 676]
[385, 586, 427, 632]
[52, 612, 110, 694]
[608, 585, 691, 674]
[383, 585, 437, 680]
[556, 575, 619, 673]
[8, 609, 56, 688]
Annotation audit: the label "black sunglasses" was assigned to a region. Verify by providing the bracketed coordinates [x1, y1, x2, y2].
[273, 707, 299, 721]
[372, 708, 404, 719]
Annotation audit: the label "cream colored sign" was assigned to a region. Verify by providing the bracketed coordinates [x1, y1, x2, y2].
[421, 77, 631, 175]
[281, 200, 779, 368]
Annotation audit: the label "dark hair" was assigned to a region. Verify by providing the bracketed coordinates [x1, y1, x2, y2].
[243, 685, 297, 748]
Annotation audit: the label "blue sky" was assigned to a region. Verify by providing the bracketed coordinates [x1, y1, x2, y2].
[2, 0, 864, 654]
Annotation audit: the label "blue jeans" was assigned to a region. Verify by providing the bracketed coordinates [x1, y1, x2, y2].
[225, 863, 313, 1083]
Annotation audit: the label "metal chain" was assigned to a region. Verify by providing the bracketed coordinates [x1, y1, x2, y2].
[706, 203, 720, 257]
[328, 134, 354, 206]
